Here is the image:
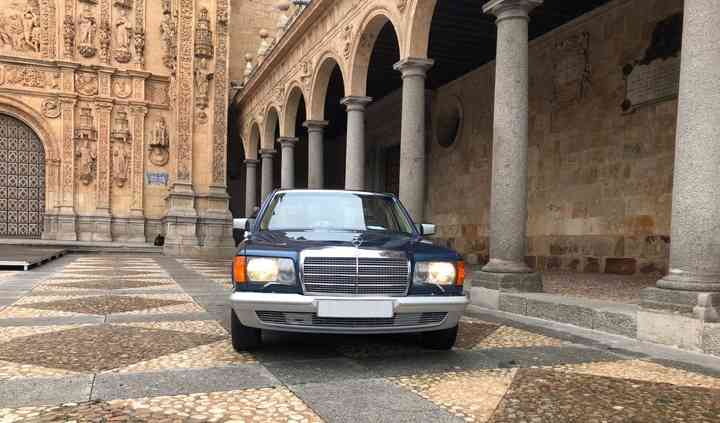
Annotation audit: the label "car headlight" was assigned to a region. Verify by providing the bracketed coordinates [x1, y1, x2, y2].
[235, 257, 296, 285]
[414, 261, 464, 286]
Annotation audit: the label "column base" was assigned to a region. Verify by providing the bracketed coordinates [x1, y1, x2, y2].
[55, 213, 77, 241]
[196, 186, 236, 258]
[91, 212, 113, 242]
[163, 182, 199, 255]
[126, 213, 147, 243]
[641, 287, 720, 322]
[470, 271, 543, 309]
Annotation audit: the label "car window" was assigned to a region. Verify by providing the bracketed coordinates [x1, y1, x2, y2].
[259, 192, 414, 234]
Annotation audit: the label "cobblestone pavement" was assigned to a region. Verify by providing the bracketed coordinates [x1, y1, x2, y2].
[0, 255, 719, 422]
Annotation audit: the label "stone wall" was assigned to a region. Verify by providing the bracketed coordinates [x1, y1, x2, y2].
[0, 0, 234, 254]
[427, 0, 681, 275]
[228, 0, 283, 82]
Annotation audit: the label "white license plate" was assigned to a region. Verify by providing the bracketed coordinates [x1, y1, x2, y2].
[317, 300, 394, 318]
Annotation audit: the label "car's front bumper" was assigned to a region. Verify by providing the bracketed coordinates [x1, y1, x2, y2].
[230, 292, 469, 334]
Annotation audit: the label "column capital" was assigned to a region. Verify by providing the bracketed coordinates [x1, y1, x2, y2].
[483, 0, 542, 21]
[260, 148, 276, 159]
[244, 159, 260, 167]
[278, 137, 299, 149]
[303, 120, 329, 131]
[394, 58, 435, 78]
[341, 96, 372, 111]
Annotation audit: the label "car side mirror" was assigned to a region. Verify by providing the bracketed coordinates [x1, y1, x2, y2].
[233, 218, 255, 232]
[417, 223, 436, 236]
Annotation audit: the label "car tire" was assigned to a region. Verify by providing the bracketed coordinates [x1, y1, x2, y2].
[420, 325, 458, 350]
[231, 310, 262, 351]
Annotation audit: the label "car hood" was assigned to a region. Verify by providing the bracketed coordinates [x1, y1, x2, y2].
[243, 230, 459, 260]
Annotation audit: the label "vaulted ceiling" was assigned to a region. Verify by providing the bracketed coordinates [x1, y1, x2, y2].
[366, 0, 614, 99]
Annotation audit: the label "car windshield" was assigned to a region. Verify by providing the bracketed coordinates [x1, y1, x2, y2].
[259, 192, 416, 234]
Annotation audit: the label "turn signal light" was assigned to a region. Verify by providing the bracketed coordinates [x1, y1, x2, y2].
[233, 256, 247, 285]
[455, 261, 466, 286]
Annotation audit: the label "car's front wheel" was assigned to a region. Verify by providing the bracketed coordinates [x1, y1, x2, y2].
[231, 310, 262, 351]
[420, 325, 458, 350]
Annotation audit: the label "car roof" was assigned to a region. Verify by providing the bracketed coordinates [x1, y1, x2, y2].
[274, 189, 395, 198]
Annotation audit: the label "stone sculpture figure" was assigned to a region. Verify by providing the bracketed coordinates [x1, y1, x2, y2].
[76, 138, 97, 185]
[63, 15, 75, 55]
[22, 7, 39, 52]
[114, 9, 132, 62]
[149, 117, 170, 166]
[77, 5, 97, 57]
[112, 147, 129, 187]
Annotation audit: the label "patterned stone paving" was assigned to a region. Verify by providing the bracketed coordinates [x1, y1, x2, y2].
[0, 255, 718, 423]
[0, 388, 322, 422]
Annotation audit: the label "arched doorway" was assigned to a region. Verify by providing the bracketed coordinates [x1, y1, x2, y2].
[0, 114, 45, 238]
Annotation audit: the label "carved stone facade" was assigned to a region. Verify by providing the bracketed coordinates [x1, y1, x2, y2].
[0, 0, 234, 256]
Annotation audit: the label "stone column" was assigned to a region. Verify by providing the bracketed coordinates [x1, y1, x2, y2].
[279, 137, 298, 189]
[394, 58, 434, 222]
[341, 96, 372, 190]
[260, 149, 276, 201]
[474, 0, 542, 299]
[641, 0, 720, 323]
[128, 105, 147, 243]
[303, 120, 328, 189]
[245, 159, 259, 216]
[57, 98, 77, 241]
[94, 101, 113, 242]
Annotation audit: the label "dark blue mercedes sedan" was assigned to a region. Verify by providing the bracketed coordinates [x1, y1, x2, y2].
[230, 190, 468, 351]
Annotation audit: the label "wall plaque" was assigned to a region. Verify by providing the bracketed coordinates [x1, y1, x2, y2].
[622, 13, 683, 112]
[145, 171, 169, 186]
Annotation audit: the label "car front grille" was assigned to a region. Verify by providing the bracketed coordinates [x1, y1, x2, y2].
[301, 255, 410, 296]
[256, 311, 447, 328]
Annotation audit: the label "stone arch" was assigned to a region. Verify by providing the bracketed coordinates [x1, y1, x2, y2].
[348, 7, 404, 96]
[308, 52, 347, 121]
[0, 94, 60, 162]
[262, 106, 281, 150]
[281, 84, 307, 137]
[245, 121, 261, 160]
[403, 0, 437, 59]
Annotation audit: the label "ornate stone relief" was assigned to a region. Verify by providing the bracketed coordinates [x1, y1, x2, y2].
[256, 29, 270, 65]
[112, 77, 132, 98]
[114, 7, 133, 63]
[74, 106, 98, 186]
[195, 58, 213, 124]
[299, 60, 312, 89]
[75, 71, 98, 96]
[552, 32, 591, 110]
[149, 117, 170, 166]
[194, 7, 214, 125]
[194, 7, 213, 59]
[0, 64, 60, 89]
[243, 54, 254, 86]
[341, 24, 353, 60]
[133, 0, 145, 67]
[0, 1, 43, 54]
[41, 97, 61, 118]
[114, 0, 132, 9]
[160, 3, 177, 71]
[212, 0, 229, 185]
[146, 80, 169, 106]
[397, 0, 407, 13]
[98, 20, 111, 63]
[110, 109, 131, 187]
[77, 4, 98, 57]
[275, 1, 290, 40]
[63, 14, 75, 57]
[175, 0, 194, 182]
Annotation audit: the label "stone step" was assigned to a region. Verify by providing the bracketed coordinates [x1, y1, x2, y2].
[470, 287, 638, 339]
[0, 238, 162, 255]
